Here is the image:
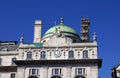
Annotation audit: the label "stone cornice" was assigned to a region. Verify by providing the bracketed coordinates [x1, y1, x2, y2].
[0, 51, 19, 56]
[14, 59, 102, 68]
[0, 66, 17, 72]
[19, 42, 97, 49]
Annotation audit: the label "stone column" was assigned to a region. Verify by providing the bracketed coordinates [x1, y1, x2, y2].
[17, 67, 25, 78]
[43, 67, 48, 78]
[66, 66, 71, 78]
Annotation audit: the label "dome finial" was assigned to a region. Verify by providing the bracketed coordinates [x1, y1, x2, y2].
[20, 34, 24, 43]
[93, 32, 97, 42]
[60, 17, 64, 24]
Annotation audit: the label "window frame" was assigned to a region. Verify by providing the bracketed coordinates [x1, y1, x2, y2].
[40, 51, 46, 59]
[11, 73, 15, 78]
[12, 57, 16, 65]
[52, 68, 61, 75]
[75, 68, 86, 75]
[68, 50, 74, 59]
[83, 50, 88, 58]
[29, 68, 39, 76]
[27, 51, 32, 60]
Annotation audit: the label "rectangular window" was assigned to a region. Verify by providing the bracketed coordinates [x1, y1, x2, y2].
[52, 68, 61, 75]
[32, 69, 36, 75]
[78, 68, 82, 74]
[69, 51, 74, 58]
[29, 68, 39, 75]
[11, 73, 15, 78]
[12, 58, 16, 65]
[75, 68, 86, 75]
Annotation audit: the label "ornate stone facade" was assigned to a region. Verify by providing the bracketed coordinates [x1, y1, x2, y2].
[0, 18, 102, 78]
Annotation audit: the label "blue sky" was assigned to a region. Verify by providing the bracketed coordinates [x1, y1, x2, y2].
[0, 0, 120, 78]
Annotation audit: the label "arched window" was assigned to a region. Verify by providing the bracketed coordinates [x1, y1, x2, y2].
[12, 57, 16, 65]
[40, 51, 46, 59]
[68, 50, 74, 58]
[0, 58, 2, 65]
[83, 50, 88, 58]
[27, 51, 32, 59]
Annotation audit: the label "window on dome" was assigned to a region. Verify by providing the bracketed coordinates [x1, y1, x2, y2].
[83, 50, 88, 58]
[68, 50, 74, 58]
[27, 51, 32, 60]
[40, 51, 46, 59]
[11, 57, 16, 65]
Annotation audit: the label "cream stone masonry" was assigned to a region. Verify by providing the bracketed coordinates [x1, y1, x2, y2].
[34, 20, 42, 43]
[0, 18, 102, 78]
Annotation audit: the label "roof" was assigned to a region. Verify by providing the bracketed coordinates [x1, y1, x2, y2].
[44, 23, 78, 36]
[0, 41, 18, 51]
[0, 41, 17, 45]
[23, 43, 43, 47]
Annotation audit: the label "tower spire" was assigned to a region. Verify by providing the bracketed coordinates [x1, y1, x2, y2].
[93, 32, 97, 42]
[60, 17, 64, 24]
[20, 34, 24, 43]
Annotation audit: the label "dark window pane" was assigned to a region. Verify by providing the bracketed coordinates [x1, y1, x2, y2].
[69, 50, 74, 58]
[32, 69, 36, 75]
[11, 73, 15, 78]
[52, 68, 61, 75]
[55, 69, 59, 74]
[83, 50, 88, 58]
[12, 58, 16, 64]
[27, 51, 32, 59]
[78, 68, 82, 74]
[41, 51, 46, 59]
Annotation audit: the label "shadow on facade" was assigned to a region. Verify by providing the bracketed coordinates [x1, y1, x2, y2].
[28, 76, 38, 78]
[75, 75, 85, 78]
[51, 75, 61, 78]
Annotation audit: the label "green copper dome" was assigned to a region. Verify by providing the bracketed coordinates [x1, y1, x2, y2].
[45, 24, 78, 36]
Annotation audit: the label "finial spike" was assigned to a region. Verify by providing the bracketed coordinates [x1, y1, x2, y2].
[20, 34, 24, 43]
[60, 17, 64, 24]
[93, 32, 97, 41]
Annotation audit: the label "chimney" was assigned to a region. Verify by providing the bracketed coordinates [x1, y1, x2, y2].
[33, 20, 42, 43]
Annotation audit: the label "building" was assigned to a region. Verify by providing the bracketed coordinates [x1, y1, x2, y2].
[111, 63, 120, 78]
[0, 18, 102, 78]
